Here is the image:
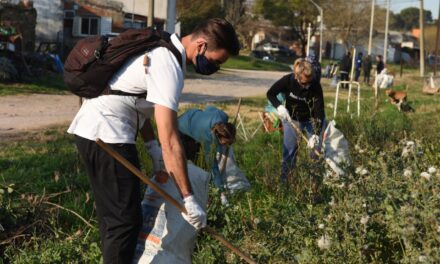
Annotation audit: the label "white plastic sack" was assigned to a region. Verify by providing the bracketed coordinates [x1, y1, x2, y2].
[322, 120, 351, 178]
[375, 69, 394, 89]
[216, 147, 250, 193]
[134, 162, 210, 264]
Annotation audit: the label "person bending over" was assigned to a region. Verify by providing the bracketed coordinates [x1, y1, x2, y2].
[266, 58, 326, 183]
[178, 105, 236, 206]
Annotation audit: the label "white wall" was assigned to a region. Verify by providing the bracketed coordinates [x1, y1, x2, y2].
[33, 0, 63, 43]
[119, 0, 167, 19]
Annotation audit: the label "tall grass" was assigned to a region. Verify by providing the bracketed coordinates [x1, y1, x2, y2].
[1, 88, 439, 263]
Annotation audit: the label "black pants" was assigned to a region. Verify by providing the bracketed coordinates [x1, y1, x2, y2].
[340, 72, 349, 88]
[75, 136, 141, 264]
[363, 70, 370, 84]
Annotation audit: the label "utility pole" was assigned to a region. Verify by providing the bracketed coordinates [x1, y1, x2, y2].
[308, 0, 323, 62]
[383, 0, 390, 64]
[434, 1, 440, 76]
[368, 0, 375, 55]
[131, 0, 135, 27]
[306, 23, 312, 57]
[419, 0, 425, 77]
[166, 0, 176, 33]
[147, 0, 154, 28]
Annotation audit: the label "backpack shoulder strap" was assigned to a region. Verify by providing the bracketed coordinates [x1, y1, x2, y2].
[157, 31, 183, 67]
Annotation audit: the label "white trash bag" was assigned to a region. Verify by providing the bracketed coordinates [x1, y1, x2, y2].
[322, 120, 351, 178]
[216, 147, 250, 193]
[134, 162, 210, 264]
[375, 68, 394, 89]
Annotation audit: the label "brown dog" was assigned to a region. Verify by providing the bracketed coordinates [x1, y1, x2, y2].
[385, 89, 414, 112]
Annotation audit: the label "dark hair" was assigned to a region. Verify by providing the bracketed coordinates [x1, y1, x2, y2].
[191, 18, 240, 56]
[212, 122, 236, 145]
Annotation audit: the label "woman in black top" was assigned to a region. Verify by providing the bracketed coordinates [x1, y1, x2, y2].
[266, 58, 326, 183]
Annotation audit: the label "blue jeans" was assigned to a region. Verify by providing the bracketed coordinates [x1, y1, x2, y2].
[280, 119, 326, 181]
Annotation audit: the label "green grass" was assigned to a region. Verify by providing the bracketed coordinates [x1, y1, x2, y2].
[0, 75, 67, 96]
[1, 69, 440, 263]
[221, 55, 292, 72]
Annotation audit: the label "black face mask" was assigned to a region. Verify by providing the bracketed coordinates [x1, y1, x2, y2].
[193, 52, 220, 75]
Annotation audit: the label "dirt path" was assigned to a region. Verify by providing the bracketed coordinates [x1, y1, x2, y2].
[0, 69, 289, 139]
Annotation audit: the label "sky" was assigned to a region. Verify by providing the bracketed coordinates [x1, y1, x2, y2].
[387, 0, 439, 20]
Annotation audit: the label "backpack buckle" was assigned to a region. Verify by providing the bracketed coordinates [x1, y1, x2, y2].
[94, 50, 101, 59]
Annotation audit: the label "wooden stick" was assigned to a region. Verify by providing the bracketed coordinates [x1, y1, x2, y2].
[43, 201, 95, 229]
[95, 139, 256, 264]
[286, 119, 322, 158]
[96, 139, 186, 213]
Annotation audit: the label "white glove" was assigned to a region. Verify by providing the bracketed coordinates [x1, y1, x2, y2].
[144, 140, 165, 172]
[182, 195, 207, 230]
[307, 134, 320, 149]
[276, 105, 291, 121]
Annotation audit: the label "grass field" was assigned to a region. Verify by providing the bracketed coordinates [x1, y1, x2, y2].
[1, 66, 440, 263]
[0, 75, 67, 96]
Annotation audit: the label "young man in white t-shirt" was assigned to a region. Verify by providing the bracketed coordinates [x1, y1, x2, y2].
[68, 18, 240, 263]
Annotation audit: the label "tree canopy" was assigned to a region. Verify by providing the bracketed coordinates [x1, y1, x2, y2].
[394, 7, 433, 31]
[254, 0, 320, 55]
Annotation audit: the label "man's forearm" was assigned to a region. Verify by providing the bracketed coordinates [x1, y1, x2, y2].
[161, 134, 192, 197]
[155, 104, 192, 197]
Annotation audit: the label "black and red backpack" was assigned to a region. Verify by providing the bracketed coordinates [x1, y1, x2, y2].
[64, 28, 182, 98]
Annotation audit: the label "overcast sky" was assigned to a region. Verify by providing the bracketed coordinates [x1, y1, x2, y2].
[389, 0, 439, 19]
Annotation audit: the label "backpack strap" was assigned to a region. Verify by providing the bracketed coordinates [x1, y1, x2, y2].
[158, 31, 183, 67]
[108, 89, 147, 98]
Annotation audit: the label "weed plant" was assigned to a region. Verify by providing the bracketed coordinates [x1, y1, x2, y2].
[1, 89, 439, 263]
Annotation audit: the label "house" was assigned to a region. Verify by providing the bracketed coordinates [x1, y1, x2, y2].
[60, 0, 179, 59]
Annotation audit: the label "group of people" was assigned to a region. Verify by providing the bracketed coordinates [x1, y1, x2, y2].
[67, 17, 335, 263]
[324, 51, 385, 87]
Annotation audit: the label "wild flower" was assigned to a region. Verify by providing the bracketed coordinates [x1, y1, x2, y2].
[401, 140, 416, 158]
[336, 182, 345, 188]
[328, 196, 335, 207]
[317, 235, 332, 250]
[344, 213, 351, 222]
[318, 223, 325, 229]
[356, 166, 368, 176]
[403, 168, 412, 177]
[360, 215, 370, 226]
[420, 172, 431, 181]
[354, 144, 366, 154]
[418, 255, 428, 262]
[428, 166, 437, 174]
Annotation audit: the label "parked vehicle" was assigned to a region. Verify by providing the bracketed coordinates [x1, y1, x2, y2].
[250, 50, 274, 61]
[262, 42, 279, 52]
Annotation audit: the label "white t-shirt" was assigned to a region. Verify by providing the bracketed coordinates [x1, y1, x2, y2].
[67, 34, 186, 144]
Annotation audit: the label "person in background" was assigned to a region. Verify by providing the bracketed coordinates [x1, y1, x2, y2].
[354, 52, 363, 82]
[266, 58, 326, 184]
[178, 106, 236, 206]
[340, 51, 352, 89]
[376, 54, 385, 75]
[362, 54, 372, 85]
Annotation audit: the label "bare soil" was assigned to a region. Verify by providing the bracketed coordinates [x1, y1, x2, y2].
[0, 69, 289, 141]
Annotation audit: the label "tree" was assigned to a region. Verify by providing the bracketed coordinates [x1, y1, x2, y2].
[222, 0, 246, 27]
[394, 7, 433, 31]
[322, 0, 389, 50]
[176, 0, 223, 36]
[254, 0, 320, 56]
